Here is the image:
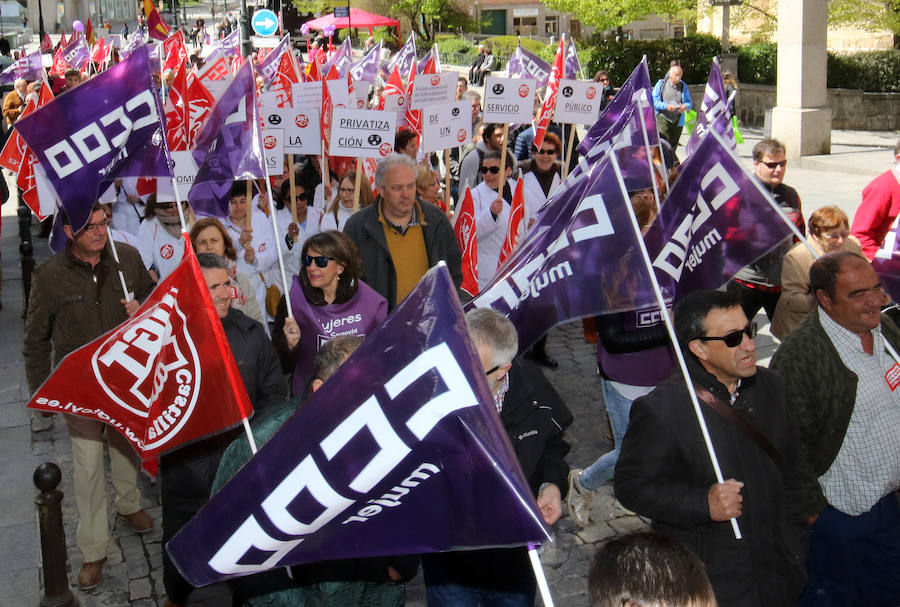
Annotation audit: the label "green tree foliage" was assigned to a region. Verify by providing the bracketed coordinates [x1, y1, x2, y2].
[291, 0, 340, 16]
[374, 0, 478, 44]
[541, 0, 695, 31]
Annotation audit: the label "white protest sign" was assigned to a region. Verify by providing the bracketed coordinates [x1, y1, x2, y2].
[410, 72, 457, 109]
[260, 100, 288, 130]
[326, 78, 351, 109]
[171, 150, 199, 189]
[383, 92, 407, 121]
[482, 76, 536, 124]
[329, 108, 397, 158]
[553, 79, 602, 124]
[283, 107, 321, 155]
[291, 81, 323, 112]
[262, 129, 285, 175]
[422, 100, 471, 154]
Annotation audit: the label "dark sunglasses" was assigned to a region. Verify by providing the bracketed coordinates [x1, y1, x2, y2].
[699, 322, 757, 347]
[537, 148, 557, 155]
[480, 166, 501, 174]
[302, 254, 334, 268]
[485, 365, 499, 376]
[761, 160, 787, 169]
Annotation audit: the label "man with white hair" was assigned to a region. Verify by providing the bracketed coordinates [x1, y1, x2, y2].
[422, 307, 571, 605]
[343, 153, 464, 309]
[2, 77, 28, 126]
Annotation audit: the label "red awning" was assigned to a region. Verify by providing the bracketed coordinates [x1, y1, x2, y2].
[305, 8, 400, 32]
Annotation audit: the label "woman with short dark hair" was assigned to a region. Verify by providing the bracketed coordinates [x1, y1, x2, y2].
[272, 230, 387, 395]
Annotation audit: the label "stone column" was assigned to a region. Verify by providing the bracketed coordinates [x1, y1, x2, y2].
[770, 0, 831, 159]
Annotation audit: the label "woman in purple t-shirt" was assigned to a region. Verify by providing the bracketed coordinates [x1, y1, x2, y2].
[272, 231, 387, 395]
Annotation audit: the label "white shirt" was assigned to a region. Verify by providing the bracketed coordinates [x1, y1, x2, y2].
[320, 203, 356, 232]
[225, 209, 278, 319]
[818, 307, 900, 515]
[471, 180, 512, 290]
[521, 169, 561, 230]
[136, 218, 185, 281]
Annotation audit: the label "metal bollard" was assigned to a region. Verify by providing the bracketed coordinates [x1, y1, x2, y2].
[17, 202, 34, 318]
[33, 463, 78, 607]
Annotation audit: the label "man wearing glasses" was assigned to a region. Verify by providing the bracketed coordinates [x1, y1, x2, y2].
[615, 289, 808, 607]
[771, 252, 900, 606]
[728, 138, 805, 325]
[23, 203, 157, 590]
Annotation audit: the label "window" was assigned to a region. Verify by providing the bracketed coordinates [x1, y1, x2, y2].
[544, 15, 557, 35]
[513, 16, 538, 36]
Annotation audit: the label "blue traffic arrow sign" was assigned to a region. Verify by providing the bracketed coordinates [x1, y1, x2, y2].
[251, 9, 279, 37]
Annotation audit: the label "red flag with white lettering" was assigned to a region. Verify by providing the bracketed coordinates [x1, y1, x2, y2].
[26, 238, 254, 474]
[321, 64, 339, 156]
[533, 36, 565, 151]
[166, 64, 189, 151]
[41, 33, 53, 53]
[499, 177, 525, 266]
[379, 65, 405, 111]
[453, 187, 479, 297]
[91, 37, 109, 68]
[51, 47, 67, 76]
[163, 30, 189, 73]
[270, 50, 301, 108]
[2, 85, 54, 220]
[187, 76, 216, 148]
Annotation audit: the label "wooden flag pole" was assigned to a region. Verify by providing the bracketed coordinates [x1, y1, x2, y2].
[563, 125, 576, 180]
[444, 148, 452, 211]
[496, 123, 510, 196]
[353, 157, 363, 212]
[288, 154, 298, 224]
[245, 179, 253, 229]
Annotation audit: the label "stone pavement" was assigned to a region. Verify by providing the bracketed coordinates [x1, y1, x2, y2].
[0, 125, 897, 606]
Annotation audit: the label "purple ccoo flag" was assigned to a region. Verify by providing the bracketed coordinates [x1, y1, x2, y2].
[578, 57, 652, 156]
[188, 61, 266, 218]
[256, 36, 291, 88]
[63, 35, 91, 71]
[350, 41, 381, 83]
[506, 43, 551, 89]
[469, 155, 658, 352]
[322, 38, 353, 79]
[684, 58, 735, 157]
[14, 45, 171, 233]
[119, 28, 145, 60]
[217, 29, 241, 57]
[381, 33, 416, 80]
[564, 38, 582, 79]
[643, 131, 794, 301]
[166, 264, 548, 587]
[684, 110, 736, 158]
[0, 51, 44, 84]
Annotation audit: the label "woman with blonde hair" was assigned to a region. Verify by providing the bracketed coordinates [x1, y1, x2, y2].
[416, 164, 449, 216]
[771, 205, 863, 339]
[320, 170, 374, 231]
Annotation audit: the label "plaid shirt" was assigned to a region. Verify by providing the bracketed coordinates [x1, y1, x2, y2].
[818, 308, 900, 515]
[494, 374, 509, 414]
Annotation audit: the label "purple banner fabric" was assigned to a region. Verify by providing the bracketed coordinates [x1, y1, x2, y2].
[322, 38, 353, 79]
[564, 39, 582, 80]
[643, 132, 794, 301]
[0, 52, 44, 84]
[350, 41, 381, 83]
[218, 29, 241, 57]
[872, 216, 900, 304]
[257, 36, 291, 88]
[684, 110, 736, 158]
[63, 35, 91, 71]
[469, 156, 657, 352]
[506, 43, 551, 89]
[381, 33, 416, 81]
[14, 46, 171, 232]
[119, 29, 145, 59]
[166, 264, 548, 587]
[684, 59, 735, 157]
[415, 45, 440, 74]
[188, 61, 265, 218]
[578, 58, 652, 156]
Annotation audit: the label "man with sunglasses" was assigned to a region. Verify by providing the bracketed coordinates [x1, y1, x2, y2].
[24, 203, 158, 590]
[728, 138, 805, 325]
[615, 289, 808, 607]
[771, 252, 900, 606]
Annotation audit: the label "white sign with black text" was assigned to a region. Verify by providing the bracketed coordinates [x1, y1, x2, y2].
[329, 108, 397, 159]
[283, 107, 321, 155]
[410, 72, 457, 109]
[262, 129, 285, 175]
[553, 79, 603, 124]
[421, 101, 471, 154]
[482, 76, 536, 124]
[290, 81, 323, 112]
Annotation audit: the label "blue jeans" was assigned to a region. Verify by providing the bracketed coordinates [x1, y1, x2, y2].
[580, 379, 637, 491]
[426, 581, 535, 607]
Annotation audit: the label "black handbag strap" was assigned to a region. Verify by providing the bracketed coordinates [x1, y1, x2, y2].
[694, 385, 781, 468]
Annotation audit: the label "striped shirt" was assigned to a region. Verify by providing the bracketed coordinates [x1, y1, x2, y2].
[818, 307, 900, 515]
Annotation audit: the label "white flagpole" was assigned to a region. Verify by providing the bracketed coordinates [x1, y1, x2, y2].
[634, 89, 662, 213]
[171, 179, 189, 234]
[105, 226, 132, 302]
[708, 129, 819, 260]
[528, 544, 555, 607]
[261, 168, 293, 318]
[609, 151, 743, 540]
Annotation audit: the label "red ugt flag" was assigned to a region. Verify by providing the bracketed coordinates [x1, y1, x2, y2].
[454, 186, 479, 297]
[499, 177, 525, 267]
[534, 36, 565, 151]
[27, 237, 254, 471]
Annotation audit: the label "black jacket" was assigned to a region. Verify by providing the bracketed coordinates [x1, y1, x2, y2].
[421, 359, 571, 591]
[614, 356, 808, 607]
[343, 199, 465, 309]
[160, 307, 287, 512]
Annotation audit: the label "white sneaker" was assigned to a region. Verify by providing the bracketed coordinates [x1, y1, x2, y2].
[567, 468, 593, 527]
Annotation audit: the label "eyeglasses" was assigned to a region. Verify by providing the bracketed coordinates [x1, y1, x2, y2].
[81, 218, 111, 233]
[699, 322, 757, 347]
[598, 78, 609, 83]
[302, 254, 334, 268]
[824, 230, 850, 241]
[295, 193, 309, 202]
[339, 187, 354, 194]
[480, 166, 500, 174]
[485, 365, 500, 376]
[761, 160, 787, 169]
[156, 202, 176, 209]
[537, 148, 557, 155]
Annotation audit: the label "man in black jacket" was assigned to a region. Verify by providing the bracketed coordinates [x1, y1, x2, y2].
[614, 290, 807, 607]
[343, 153, 464, 309]
[160, 253, 287, 607]
[421, 308, 571, 606]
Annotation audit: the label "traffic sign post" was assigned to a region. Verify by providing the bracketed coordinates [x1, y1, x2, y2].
[252, 9, 279, 37]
